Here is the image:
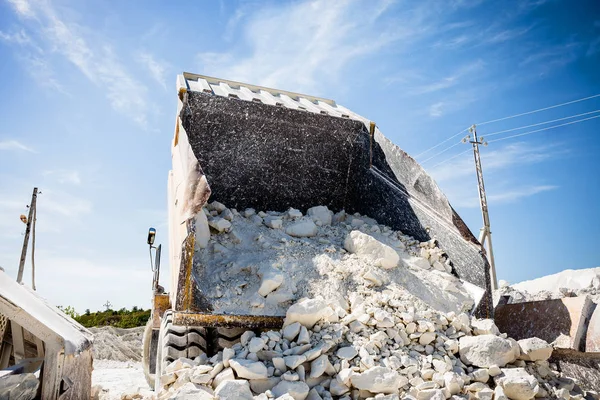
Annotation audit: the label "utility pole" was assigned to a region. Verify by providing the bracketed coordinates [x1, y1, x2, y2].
[17, 187, 38, 284]
[463, 125, 498, 291]
[104, 301, 112, 311]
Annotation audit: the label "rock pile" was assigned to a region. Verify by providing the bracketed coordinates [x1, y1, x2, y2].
[151, 203, 596, 399]
[195, 203, 480, 317]
[156, 289, 596, 400]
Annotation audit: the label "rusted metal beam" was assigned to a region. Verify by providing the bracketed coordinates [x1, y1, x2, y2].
[172, 312, 284, 330]
[151, 294, 171, 329]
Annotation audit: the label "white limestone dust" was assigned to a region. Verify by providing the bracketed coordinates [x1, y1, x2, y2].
[195, 203, 478, 317]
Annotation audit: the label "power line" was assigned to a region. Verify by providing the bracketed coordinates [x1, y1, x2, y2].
[428, 148, 472, 169]
[414, 127, 469, 159]
[488, 114, 600, 143]
[420, 141, 462, 164]
[477, 93, 600, 126]
[483, 109, 600, 138]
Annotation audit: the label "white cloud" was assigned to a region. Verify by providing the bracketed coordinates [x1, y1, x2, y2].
[412, 60, 485, 95]
[40, 189, 92, 218]
[7, 0, 151, 127]
[138, 52, 168, 89]
[487, 185, 558, 204]
[0, 139, 36, 152]
[19, 53, 66, 92]
[430, 142, 559, 183]
[196, 0, 410, 93]
[427, 142, 563, 208]
[43, 169, 81, 185]
[7, 0, 36, 18]
[0, 29, 32, 45]
[429, 102, 445, 117]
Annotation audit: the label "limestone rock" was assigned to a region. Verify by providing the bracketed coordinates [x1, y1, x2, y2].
[344, 231, 399, 269]
[517, 337, 553, 362]
[350, 366, 407, 394]
[285, 219, 318, 238]
[264, 216, 283, 229]
[494, 368, 540, 400]
[271, 381, 310, 400]
[258, 268, 284, 297]
[214, 379, 254, 400]
[248, 337, 266, 353]
[209, 217, 231, 232]
[285, 298, 334, 328]
[229, 359, 268, 380]
[471, 319, 500, 336]
[459, 335, 519, 368]
[212, 367, 235, 389]
[283, 322, 302, 341]
[307, 206, 333, 226]
[336, 346, 358, 360]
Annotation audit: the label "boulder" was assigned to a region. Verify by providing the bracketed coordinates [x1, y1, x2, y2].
[271, 381, 310, 400]
[494, 368, 540, 400]
[208, 217, 231, 232]
[336, 346, 358, 360]
[169, 382, 215, 399]
[517, 337, 553, 361]
[212, 367, 235, 388]
[248, 337, 266, 353]
[214, 380, 254, 400]
[443, 372, 464, 395]
[285, 219, 318, 237]
[264, 216, 283, 229]
[307, 206, 333, 226]
[258, 268, 284, 297]
[459, 335, 519, 368]
[285, 298, 334, 328]
[471, 319, 500, 336]
[344, 231, 399, 269]
[229, 359, 269, 380]
[350, 366, 407, 394]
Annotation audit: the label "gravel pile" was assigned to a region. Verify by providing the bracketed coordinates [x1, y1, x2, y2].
[149, 203, 596, 400]
[156, 289, 596, 400]
[90, 326, 145, 362]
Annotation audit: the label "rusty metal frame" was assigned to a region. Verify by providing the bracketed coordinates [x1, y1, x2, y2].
[151, 294, 171, 329]
[172, 312, 284, 330]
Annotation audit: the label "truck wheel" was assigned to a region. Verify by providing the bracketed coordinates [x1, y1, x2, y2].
[154, 310, 208, 391]
[212, 327, 246, 352]
[142, 320, 156, 389]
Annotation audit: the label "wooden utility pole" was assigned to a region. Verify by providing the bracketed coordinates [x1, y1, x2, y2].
[464, 126, 498, 291]
[17, 187, 38, 284]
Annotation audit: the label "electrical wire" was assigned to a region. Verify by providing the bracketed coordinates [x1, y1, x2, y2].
[483, 109, 600, 138]
[414, 127, 469, 159]
[420, 141, 462, 164]
[423, 109, 600, 164]
[428, 148, 472, 169]
[476, 93, 600, 126]
[488, 114, 600, 143]
[415, 93, 600, 161]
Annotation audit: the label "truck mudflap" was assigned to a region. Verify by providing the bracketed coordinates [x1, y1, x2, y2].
[180, 89, 493, 318]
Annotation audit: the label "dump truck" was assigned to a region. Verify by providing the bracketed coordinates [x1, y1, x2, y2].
[142, 72, 494, 389]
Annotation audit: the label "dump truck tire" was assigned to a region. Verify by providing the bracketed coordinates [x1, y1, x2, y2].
[154, 310, 208, 391]
[142, 320, 156, 389]
[212, 327, 246, 352]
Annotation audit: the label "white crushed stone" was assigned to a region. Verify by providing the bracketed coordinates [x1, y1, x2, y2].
[144, 202, 595, 400]
[195, 203, 479, 317]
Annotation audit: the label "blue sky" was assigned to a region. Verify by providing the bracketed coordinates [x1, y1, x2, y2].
[0, 0, 598, 312]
